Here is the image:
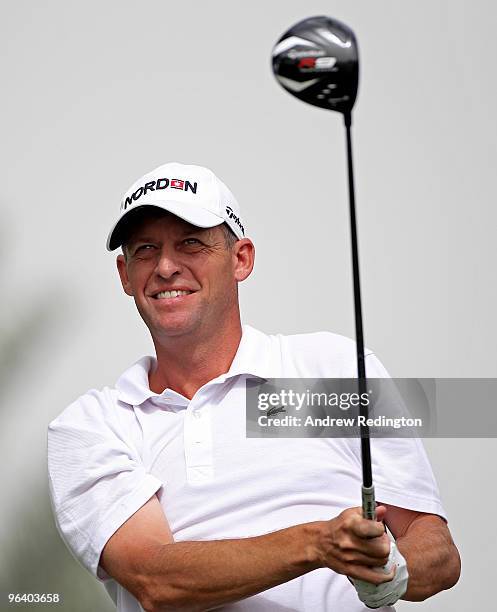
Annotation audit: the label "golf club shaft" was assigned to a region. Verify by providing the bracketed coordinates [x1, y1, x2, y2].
[343, 112, 376, 520]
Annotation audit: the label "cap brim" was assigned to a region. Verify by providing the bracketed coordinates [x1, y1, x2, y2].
[106, 201, 225, 251]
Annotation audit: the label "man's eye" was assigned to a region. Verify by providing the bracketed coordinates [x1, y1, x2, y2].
[183, 238, 201, 245]
[135, 244, 155, 253]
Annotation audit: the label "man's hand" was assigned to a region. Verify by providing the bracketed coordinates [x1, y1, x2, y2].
[314, 505, 395, 585]
[351, 541, 409, 608]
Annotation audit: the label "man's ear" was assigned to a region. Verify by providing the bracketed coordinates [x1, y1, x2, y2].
[233, 238, 255, 282]
[116, 254, 134, 296]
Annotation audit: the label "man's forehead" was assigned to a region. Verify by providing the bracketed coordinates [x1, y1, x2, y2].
[135, 214, 199, 232]
[124, 210, 215, 243]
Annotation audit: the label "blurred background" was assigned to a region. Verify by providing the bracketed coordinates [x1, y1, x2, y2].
[1, 0, 496, 609]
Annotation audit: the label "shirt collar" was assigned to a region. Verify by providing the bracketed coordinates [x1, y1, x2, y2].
[115, 324, 274, 407]
[115, 356, 158, 406]
[223, 324, 273, 380]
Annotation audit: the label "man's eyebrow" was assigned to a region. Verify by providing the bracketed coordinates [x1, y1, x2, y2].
[127, 227, 209, 248]
[128, 236, 157, 246]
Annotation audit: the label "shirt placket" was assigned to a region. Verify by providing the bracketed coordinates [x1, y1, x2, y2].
[184, 395, 214, 484]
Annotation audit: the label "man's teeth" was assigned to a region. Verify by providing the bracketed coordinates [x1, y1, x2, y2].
[155, 290, 192, 299]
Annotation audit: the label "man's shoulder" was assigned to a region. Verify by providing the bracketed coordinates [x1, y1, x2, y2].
[48, 386, 122, 433]
[279, 329, 365, 350]
[256, 327, 375, 377]
[273, 328, 373, 360]
[48, 356, 153, 432]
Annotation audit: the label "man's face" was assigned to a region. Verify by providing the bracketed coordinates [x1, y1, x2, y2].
[116, 212, 254, 341]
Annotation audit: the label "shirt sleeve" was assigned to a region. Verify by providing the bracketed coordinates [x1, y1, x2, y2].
[364, 353, 447, 521]
[47, 389, 163, 580]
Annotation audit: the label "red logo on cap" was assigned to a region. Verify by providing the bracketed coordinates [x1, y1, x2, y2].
[170, 179, 185, 190]
[298, 57, 316, 69]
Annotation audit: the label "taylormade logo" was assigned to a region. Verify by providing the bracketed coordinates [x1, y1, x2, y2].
[121, 178, 198, 211]
[298, 56, 337, 70]
[226, 206, 244, 235]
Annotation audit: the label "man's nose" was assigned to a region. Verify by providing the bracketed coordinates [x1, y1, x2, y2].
[154, 246, 182, 279]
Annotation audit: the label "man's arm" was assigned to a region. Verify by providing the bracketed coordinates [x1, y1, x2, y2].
[101, 496, 394, 612]
[383, 503, 461, 601]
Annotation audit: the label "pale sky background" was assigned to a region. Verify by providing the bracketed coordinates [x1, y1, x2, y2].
[1, 1, 496, 610]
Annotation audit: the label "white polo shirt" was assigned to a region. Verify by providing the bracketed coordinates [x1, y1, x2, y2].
[47, 325, 446, 612]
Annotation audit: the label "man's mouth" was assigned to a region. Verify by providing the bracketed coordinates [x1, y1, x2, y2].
[153, 290, 194, 300]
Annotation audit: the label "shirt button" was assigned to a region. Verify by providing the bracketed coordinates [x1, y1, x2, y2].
[194, 410, 202, 419]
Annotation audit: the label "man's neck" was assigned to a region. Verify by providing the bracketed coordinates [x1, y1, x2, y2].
[148, 320, 243, 400]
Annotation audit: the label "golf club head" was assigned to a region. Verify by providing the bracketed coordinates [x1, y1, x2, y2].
[272, 15, 359, 115]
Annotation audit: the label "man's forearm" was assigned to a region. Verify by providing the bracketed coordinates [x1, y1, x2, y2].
[105, 506, 398, 611]
[139, 522, 322, 611]
[396, 515, 460, 601]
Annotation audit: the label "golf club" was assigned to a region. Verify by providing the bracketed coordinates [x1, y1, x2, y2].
[272, 15, 376, 521]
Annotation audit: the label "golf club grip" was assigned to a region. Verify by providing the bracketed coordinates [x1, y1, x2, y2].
[362, 485, 376, 520]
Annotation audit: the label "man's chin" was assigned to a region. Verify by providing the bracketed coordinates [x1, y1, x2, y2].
[147, 315, 202, 339]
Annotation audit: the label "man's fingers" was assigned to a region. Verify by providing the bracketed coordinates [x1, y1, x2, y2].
[374, 505, 387, 523]
[351, 517, 386, 539]
[340, 547, 390, 567]
[342, 508, 386, 539]
[347, 564, 396, 585]
[321, 507, 392, 578]
[350, 532, 391, 560]
[334, 531, 390, 566]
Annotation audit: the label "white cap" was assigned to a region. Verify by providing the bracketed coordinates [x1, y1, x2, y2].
[106, 162, 246, 251]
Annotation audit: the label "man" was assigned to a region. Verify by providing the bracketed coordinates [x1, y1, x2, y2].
[48, 162, 460, 611]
